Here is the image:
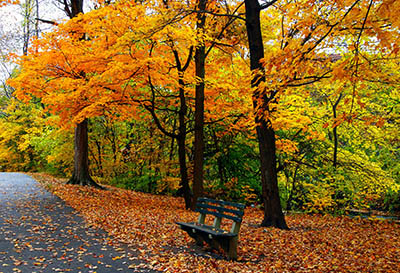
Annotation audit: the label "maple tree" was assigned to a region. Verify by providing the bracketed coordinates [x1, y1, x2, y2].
[3, 0, 400, 227]
[8, 0, 251, 203]
[7, 0, 104, 187]
[192, 0, 207, 210]
[241, 0, 400, 228]
[244, 0, 288, 229]
[62, 0, 103, 188]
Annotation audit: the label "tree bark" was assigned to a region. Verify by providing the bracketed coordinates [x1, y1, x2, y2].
[244, 0, 288, 229]
[192, 0, 207, 210]
[177, 77, 192, 209]
[65, 0, 101, 188]
[22, 0, 33, 55]
[68, 119, 102, 188]
[331, 94, 342, 169]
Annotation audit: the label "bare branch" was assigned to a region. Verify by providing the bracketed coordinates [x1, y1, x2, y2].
[260, 0, 278, 10]
[35, 18, 59, 26]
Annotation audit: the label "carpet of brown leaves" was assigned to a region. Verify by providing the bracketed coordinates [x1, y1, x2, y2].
[32, 173, 400, 272]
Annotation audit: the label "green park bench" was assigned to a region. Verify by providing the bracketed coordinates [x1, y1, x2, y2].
[176, 197, 245, 260]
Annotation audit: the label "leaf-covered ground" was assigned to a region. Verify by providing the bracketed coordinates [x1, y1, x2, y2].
[0, 173, 158, 272]
[32, 173, 400, 272]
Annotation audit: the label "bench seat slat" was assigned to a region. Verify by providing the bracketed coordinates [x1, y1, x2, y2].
[176, 222, 237, 237]
[176, 197, 245, 260]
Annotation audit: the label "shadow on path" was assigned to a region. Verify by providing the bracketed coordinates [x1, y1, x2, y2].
[0, 173, 158, 273]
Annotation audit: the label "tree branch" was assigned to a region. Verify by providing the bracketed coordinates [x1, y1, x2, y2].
[260, 0, 278, 10]
[35, 18, 59, 26]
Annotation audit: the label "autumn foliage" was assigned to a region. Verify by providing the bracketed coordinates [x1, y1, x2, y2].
[32, 173, 400, 272]
[1, 0, 399, 230]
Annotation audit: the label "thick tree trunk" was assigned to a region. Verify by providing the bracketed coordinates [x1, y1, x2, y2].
[192, 0, 207, 210]
[64, 0, 101, 188]
[67, 119, 102, 188]
[244, 0, 288, 229]
[257, 121, 287, 228]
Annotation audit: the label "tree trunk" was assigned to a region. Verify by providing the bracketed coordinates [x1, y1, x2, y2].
[331, 94, 342, 169]
[256, 120, 287, 228]
[178, 77, 192, 209]
[22, 0, 33, 55]
[145, 46, 193, 208]
[178, 134, 191, 209]
[64, 0, 101, 188]
[244, 0, 288, 229]
[68, 119, 102, 188]
[192, 0, 207, 210]
[95, 140, 103, 177]
[286, 164, 299, 211]
[333, 120, 338, 168]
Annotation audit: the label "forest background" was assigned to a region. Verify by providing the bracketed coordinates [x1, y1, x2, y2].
[0, 0, 399, 220]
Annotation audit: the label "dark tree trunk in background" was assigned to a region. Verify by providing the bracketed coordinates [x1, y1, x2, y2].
[331, 94, 343, 169]
[244, 0, 288, 229]
[64, 0, 101, 188]
[177, 76, 192, 209]
[192, 0, 207, 210]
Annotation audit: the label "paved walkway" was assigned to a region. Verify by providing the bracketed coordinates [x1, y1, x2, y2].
[0, 173, 156, 273]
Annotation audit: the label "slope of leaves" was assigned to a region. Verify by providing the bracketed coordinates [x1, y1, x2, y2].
[31, 173, 400, 272]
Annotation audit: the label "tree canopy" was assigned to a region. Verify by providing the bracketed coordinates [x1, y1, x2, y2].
[2, 0, 400, 226]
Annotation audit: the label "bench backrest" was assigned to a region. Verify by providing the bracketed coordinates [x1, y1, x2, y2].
[195, 197, 245, 234]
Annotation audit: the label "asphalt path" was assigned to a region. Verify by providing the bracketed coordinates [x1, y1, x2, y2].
[0, 173, 157, 273]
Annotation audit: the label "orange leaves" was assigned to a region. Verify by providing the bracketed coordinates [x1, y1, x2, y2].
[331, 58, 351, 81]
[0, 0, 18, 6]
[8, 0, 253, 136]
[8, 3, 154, 127]
[33, 174, 400, 272]
[361, 116, 386, 128]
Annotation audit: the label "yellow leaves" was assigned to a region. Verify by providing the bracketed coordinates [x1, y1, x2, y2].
[111, 256, 123, 260]
[157, 177, 180, 193]
[31, 174, 400, 272]
[303, 182, 337, 213]
[0, 99, 49, 171]
[241, 185, 258, 203]
[276, 139, 299, 154]
[306, 129, 326, 141]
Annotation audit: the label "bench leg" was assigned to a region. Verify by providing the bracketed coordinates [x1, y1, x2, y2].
[194, 234, 204, 246]
[227, 237, 238, 260]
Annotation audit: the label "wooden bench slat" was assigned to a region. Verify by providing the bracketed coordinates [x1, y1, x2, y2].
[176, 222, 236, 237]
[198, 197, 245, 210]
[196, 208, 243, 223]
[196, 203, 244, 217]
[177, 197, 245, 260]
